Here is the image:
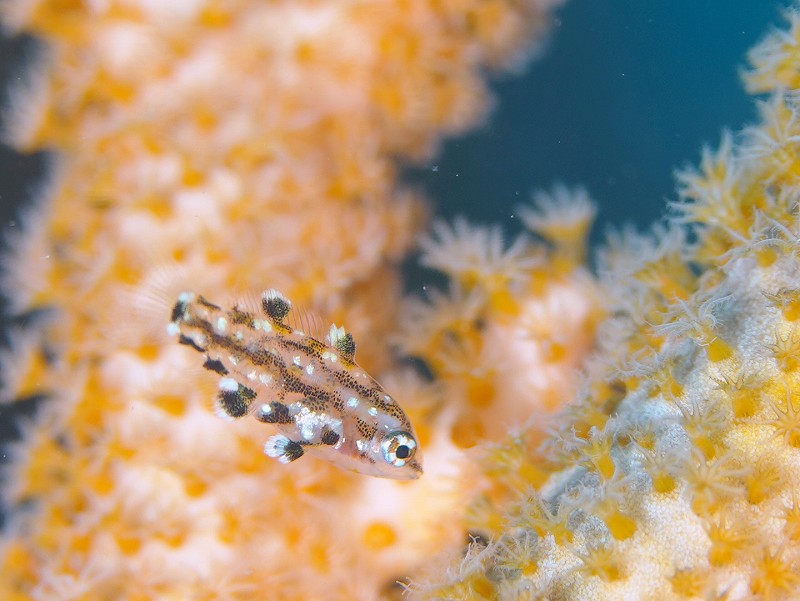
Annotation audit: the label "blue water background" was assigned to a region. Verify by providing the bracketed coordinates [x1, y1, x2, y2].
[407, 1, 782, 246]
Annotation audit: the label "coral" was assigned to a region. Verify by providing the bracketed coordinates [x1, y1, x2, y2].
[0, 1, 565, 600]
[398, 187, 602, 446]
[410, 7, 800, 601]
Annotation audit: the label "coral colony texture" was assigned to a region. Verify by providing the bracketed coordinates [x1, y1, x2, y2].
[0, 1, 569, 601]
[7, 3, 800, 601]
[410, 10, 800, 601]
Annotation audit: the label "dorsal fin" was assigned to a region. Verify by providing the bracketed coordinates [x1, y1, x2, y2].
[327, 324, 356, 362]
[285, 302, 327, 341]
[260, 289, 328, 340]
[261, 289, 291, 323]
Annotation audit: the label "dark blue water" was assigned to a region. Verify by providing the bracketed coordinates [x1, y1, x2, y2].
[406, 1, 781, 244]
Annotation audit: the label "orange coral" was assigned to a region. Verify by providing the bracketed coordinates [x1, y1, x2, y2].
[0, 1, 565, 600]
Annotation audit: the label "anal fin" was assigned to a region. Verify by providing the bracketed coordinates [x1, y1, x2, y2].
[264, 434, 305, 464]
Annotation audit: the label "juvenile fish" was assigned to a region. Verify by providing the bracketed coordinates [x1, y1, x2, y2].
[168, 289, 422, 479]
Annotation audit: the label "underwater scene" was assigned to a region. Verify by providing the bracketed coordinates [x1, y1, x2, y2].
[0, 1, 797, 599]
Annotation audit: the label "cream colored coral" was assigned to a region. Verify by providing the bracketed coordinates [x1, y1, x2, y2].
[399, 186, 602, 446]
[0, 1, 565, 600]
[412, 8, 800, 601]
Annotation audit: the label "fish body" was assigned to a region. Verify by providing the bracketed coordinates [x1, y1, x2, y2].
[168, 289, 422, 479]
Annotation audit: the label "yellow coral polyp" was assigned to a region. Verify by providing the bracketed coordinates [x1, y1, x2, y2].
[576, 544, 623, 582]
[764, 287, 800, 320]
[14, 345, 50, 399]
[451, 413, 486, 448]
[784, 494, 800, 541]
[465, 374, 496, 408]
[705, 517, 751, 567]
[744, 459, 784, 505]
[515, 501, 573, 546]
[487, 287, 522, 316]
[604, 510, 637, 541]
[669, 567, 709, 598]
[152, 394, 187, 416]
[653, 365, 685, 401]
[749, 546, 800, 599]
[705, 336, 733, 362]
[644, 453, 678, 494]
[581, 432, 616, 479]
[763, 392, 800, 447]
[771, 329, 800, 370]
[686, 451, 748, 516]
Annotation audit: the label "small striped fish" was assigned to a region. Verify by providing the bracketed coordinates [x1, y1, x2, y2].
[168, 289, 422, 479]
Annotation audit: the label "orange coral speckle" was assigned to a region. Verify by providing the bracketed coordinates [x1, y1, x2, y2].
[183, 473, 207, 498]
[363, 522, 398, 551]
[115, 533, 142, 556]
[451, 414, 486, 448]
[152, 394, 186, 416]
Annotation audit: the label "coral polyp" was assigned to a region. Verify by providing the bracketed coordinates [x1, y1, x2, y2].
[411, 8, 800, 600]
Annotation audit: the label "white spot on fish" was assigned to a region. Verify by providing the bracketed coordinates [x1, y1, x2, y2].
[216, 317, 227, 333]
[219, 377, 238, 392]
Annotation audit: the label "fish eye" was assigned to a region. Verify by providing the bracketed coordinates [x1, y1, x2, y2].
[381, 431, 417, 467]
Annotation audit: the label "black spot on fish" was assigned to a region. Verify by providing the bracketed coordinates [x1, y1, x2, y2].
[196, 295, 221, 311]
[178, 334, 205, 353]
[170, 300, 187, 323]
[321, 428, 340, 446]
[217, 384, 256, 418]
[229, 307, 253, 326]
[255, 402, 292, 424]
[262, 290, 291, 322]
[334, 331, 356, 361]
[282, 439, 305, 462]
[202, 357, 228, 375]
